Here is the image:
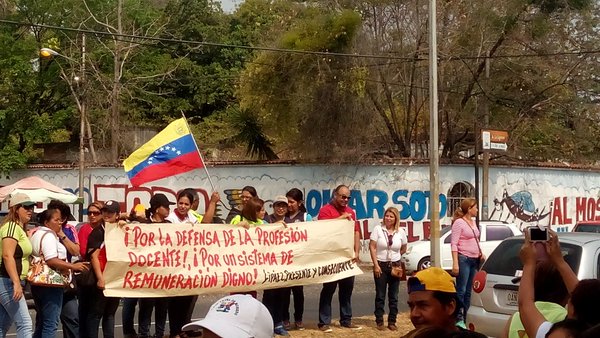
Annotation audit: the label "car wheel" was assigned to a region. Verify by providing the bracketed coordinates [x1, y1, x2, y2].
[418, 256, 431, 271]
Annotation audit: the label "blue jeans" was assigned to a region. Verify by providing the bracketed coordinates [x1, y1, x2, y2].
[122, 298, 138, 336]
[61, 292, 79, 338]
[318, 276, 354, 327]
[456, 254, 479, 321]
[0, 278, 32, 338]
[373, 261, 400, 324]
[31, 285, 64, 338]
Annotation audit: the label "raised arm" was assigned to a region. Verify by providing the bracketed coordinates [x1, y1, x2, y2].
[546, 229, 578, 292]
[518, 233, 545, 338]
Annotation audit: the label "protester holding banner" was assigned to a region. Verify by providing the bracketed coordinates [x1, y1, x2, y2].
[317, 185, 362, 332]
[229, 197, 265, 299]
[183, 188, 221, 224]
[230, 197, 266, 228]
[0, 193, 34, 337]
[280, 188, 311, 331]
[262, 196, 291, 336]
[225, 186, 258, 223]
[85, 200, 121, 338]
[285, 188, 312, 223]
[139, 194, 171, 338]
[30, 208, 89, 338]
[166, 190, 198, 224]
[369, 206, 407, 331]
[77, 201, 104, 338]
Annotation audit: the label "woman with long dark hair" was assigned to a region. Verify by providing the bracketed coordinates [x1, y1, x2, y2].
[166, 190, 198, 224]
[30, 208, 88, 338]
[77, 201, 104, 337]
[140, 194, 173, 338]
[279, 188, 312, 331]
[86, 200, 122, 338]
[0, 193, 34, 337]
[230, 197, 265, 227]
[450, 198, 482, 328]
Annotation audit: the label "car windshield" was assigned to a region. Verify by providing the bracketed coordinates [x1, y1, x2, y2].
[574, 224, 600, 233]
[483, 238, 582, 276]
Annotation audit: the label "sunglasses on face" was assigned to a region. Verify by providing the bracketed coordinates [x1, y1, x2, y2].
[339, 195, 351, 201]
[88, 211, 101, 216]
[21, 205, 34, 211]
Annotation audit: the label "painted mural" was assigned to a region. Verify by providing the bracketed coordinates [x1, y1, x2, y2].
[2, 164, 600, 260]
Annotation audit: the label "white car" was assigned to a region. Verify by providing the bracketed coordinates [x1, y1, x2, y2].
[403, 220, 522, 273]
[467, 233, 599, 337]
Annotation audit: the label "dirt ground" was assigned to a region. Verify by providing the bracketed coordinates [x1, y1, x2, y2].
[280, 312, 414, 337]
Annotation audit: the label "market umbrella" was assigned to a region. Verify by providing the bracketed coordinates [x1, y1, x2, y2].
[0, 176, 79, 204]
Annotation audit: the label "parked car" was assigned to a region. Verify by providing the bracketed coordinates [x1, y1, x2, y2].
[467, 233, 600, 337]
[403, 220, 521, 273]
[572, 221, 600, 233]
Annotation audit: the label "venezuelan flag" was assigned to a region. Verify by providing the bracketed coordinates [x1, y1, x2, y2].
[123, 118, 204, 186]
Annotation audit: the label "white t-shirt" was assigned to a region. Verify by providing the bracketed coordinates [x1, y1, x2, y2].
[31, 227, 67, 261]
[536, 321, 553, 338]
[166, 210, 199, 224]
[370, 225, 407, 262]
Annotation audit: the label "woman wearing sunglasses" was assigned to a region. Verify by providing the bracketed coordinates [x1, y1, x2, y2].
[0, 193, 35, 337]
[77, 201, 104, 337]
[368, 206, 407, 331]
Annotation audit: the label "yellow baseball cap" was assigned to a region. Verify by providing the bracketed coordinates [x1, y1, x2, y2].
[408, 267, 456, 294]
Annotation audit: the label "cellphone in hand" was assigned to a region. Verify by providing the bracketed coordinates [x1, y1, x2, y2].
[528, 226, 548, 242]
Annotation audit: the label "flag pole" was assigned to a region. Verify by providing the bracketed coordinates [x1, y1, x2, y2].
[181, 112, 216, 192]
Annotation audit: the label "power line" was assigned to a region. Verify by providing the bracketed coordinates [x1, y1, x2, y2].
[0, 19, 418, 61]
[4, 19, 600, 62]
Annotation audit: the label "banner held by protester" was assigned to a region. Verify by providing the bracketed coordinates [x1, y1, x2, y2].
[103, 219, 362, 297]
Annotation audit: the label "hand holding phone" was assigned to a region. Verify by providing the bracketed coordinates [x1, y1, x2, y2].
[528, 226, 548, 242]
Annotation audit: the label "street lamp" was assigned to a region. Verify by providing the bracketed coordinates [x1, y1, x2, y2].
[39, 45, 86, 221]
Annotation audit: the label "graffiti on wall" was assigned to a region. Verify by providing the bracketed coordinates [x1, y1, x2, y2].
[7, 164, 600, 248]
[489, 190, 550, 228]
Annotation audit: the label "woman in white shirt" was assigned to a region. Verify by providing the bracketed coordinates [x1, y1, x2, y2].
[30, 208, 88, 338]
[166, 190, 198, 224]
[369, 207, 407, 331]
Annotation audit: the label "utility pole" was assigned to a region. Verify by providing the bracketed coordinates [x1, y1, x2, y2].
[78, 33, 86, 221]
[482, 53, 490, 220]
[428, 0, 441, 268]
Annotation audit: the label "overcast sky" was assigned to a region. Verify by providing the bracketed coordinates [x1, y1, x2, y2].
[219, 0, 242, 13]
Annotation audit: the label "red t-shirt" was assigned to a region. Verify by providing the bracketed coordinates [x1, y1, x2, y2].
[318, 203, 360, 232]
[87, 225, 107, 271]
[78, 223, 94, 257]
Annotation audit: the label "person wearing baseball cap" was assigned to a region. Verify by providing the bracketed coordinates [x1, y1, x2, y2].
[182, 294, 274, 338]
[403, 267, 486, 338]
[0, 193, 35, 336]
[265, 195, 288, 224]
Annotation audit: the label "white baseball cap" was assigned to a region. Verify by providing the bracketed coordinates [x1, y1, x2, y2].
[182, 294, 273, 338]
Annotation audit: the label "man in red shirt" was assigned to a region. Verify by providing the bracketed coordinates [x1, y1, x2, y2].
[317, 185, 362, 332]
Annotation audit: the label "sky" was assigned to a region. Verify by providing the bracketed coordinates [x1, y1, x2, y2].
[219, 0, 242, 13]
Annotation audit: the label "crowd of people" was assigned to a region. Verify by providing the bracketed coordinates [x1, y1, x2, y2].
[5, 185, 599, 338]
[0, 184, 367, 338]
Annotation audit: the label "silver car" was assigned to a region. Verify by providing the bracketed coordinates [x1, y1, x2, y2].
[467, 233, 600, 337]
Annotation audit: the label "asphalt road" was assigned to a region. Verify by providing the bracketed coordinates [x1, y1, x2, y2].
[10, 266, 410, 337]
